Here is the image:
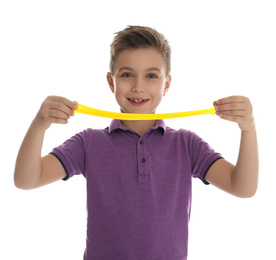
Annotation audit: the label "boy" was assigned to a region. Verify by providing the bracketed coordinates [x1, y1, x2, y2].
[14, 26, 258, 260]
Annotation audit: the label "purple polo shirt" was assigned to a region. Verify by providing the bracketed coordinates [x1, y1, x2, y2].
[51, 119, 222, 260]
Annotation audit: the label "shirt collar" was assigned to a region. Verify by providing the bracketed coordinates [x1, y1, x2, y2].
[109, 119, 166, 135]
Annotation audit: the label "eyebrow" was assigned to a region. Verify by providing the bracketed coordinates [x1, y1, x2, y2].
[145, 67, 161, 73]
[117, 67, 134, 73]
[117, 67, 162, 73]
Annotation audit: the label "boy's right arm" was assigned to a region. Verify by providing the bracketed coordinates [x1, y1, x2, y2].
[14, 96, 78, 190]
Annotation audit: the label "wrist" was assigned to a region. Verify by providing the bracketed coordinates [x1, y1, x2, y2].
[31, 117, 49, 133]
[239, 118, 256, 133]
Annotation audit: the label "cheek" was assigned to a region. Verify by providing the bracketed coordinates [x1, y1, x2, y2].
[152, 82, 167, 97]
[113, 83, 128, 101]
[114, 79, 128, 93]
[150, 90, 164, 103]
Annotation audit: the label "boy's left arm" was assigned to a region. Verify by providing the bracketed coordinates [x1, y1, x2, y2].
[205, 96, 259, 198]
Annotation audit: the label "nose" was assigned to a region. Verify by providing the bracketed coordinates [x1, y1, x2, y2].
[131, 78, 145, 93]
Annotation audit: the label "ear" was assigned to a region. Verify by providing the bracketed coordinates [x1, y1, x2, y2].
[106, 72, 115, 93]
[163, 75, 172, 96]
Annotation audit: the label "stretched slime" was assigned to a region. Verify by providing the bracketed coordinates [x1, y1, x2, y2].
[74, 103, 216, 120]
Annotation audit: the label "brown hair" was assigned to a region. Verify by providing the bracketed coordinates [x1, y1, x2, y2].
[109, 25, 171, 77]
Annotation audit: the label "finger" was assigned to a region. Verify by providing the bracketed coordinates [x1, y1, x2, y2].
[73, 101, 78, 110]
[48, 108, 71, 120]
[50, 96, 78, 111]
[48, 116, 69, 125]
[50, 100, 75, 117]
[217, 113, 243, 123]
[216, 102, 247, 113]
[216, 96, 247, 105]
[218, 110, 248, 118]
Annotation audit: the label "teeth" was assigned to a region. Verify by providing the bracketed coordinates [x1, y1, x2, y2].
[130, 99, 144, 103]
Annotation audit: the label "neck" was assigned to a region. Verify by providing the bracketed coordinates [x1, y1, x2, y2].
[121, 120, 157, 136]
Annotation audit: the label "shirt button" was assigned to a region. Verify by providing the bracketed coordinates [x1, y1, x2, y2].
[140, 140, 144, 144]
[142, 158, 146, 163]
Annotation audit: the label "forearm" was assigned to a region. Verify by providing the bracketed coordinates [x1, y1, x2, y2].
[231, 122, 259, 198]
[14, 120, 45, 189]
[14, 96, 77, 189]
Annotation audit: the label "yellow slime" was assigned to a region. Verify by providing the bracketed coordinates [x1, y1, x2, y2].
[74, 103, 216, 120]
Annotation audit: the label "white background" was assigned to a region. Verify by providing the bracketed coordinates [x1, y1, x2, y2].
[1, 0, 275, 259]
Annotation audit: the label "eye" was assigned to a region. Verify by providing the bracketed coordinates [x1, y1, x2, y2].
[122, 73, 132, 78]
[147, 74, 158, 79]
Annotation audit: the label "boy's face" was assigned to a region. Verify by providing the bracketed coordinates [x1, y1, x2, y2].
[107, 48, 171, 114]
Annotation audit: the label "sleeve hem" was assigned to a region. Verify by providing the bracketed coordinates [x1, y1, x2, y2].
[50, 152, 70, 181]
[202, 157, 224, 185]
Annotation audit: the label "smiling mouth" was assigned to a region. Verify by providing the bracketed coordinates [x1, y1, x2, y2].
[127, 98, 149, 103]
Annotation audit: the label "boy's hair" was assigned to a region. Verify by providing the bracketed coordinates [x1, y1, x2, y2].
[109, 25, 171, 77]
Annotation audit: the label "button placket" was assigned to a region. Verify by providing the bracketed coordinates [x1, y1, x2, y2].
[137, 136, 150, 183]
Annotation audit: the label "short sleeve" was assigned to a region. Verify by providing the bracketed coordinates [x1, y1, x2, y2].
[50, 130, 88, 181]
[187, 131, 223, 185]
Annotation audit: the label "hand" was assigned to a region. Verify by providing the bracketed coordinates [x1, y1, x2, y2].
[34, 96, 78, 131]
[214, 96, 255, 132]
